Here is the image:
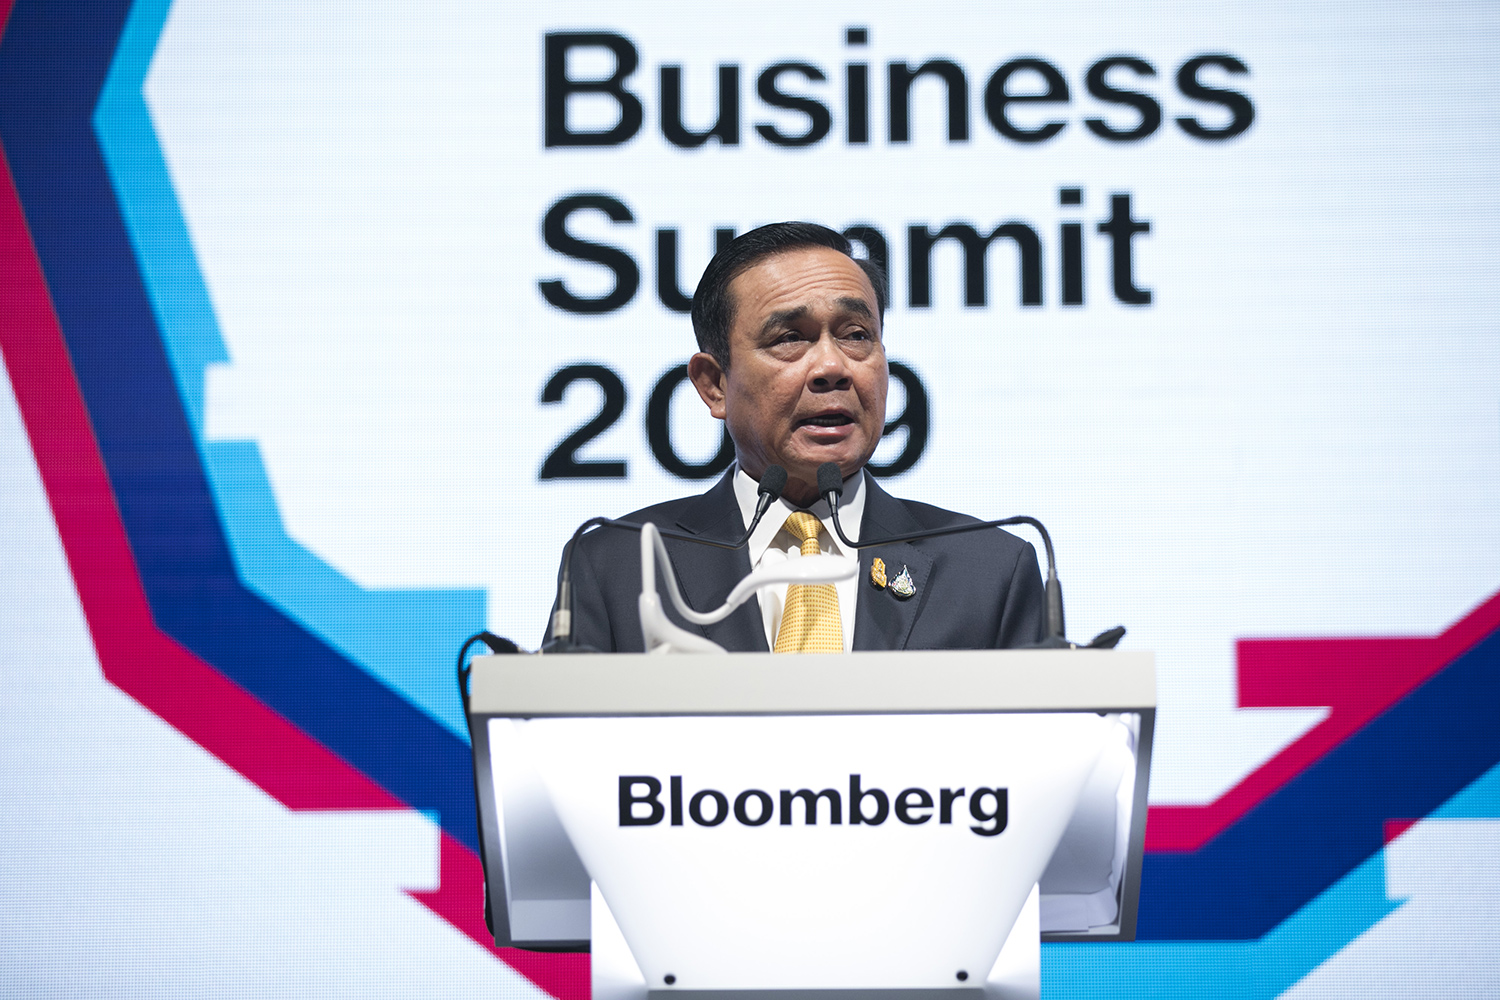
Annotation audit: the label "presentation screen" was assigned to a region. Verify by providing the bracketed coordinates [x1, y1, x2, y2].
[0, 0, 1496, 996]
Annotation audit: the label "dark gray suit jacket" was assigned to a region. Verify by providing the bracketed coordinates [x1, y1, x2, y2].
[550, 471, 1047, 652]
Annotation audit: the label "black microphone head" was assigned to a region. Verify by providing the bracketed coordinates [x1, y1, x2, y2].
[817, 462, 844, 499]
[758, 464, 788, 500]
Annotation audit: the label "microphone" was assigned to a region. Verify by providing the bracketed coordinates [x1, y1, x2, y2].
[815, 462, 1101, 649]
[751, 464, 789, 535]
[543, 465, 789, 652]
[817, 461, 844, 513]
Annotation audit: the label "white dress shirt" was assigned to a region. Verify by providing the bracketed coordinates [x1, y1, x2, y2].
[732, 466, 866, 652]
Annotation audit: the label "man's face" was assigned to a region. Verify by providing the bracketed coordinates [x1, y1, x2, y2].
[689, 246, 888, 505]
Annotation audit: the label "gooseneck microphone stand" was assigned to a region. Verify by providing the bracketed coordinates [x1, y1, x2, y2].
[811, 463, 1123, 650]
[542, 466, 790, 653]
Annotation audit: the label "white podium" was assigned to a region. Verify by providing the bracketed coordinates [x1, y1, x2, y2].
[466, 649, 1154, 999]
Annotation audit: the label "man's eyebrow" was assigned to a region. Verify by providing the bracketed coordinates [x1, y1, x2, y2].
[757, 298, 875, 337]
[836, 296, 875, 320]
[758, 306, 809, 336]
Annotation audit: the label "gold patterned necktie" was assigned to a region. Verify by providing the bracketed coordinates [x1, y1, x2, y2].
[773, 511, 844, 653]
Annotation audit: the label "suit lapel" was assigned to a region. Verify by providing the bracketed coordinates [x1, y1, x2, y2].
[670, 472, 769, 653]
[852, 477, 933, 652]
[657, 472, 934, 652]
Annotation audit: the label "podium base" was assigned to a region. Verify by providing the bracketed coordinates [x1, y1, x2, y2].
[591, 883, 1040, 1000]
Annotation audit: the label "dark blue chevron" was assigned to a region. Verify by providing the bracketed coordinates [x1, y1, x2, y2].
[0, 0, 478, 853]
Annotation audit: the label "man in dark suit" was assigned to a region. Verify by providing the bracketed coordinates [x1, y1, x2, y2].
[550, 222, 1046, 653]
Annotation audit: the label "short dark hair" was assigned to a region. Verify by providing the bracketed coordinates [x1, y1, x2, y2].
[690, 222, 888, 368]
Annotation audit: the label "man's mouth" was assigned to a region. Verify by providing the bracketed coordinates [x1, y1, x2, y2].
[800, 413, 855, 427]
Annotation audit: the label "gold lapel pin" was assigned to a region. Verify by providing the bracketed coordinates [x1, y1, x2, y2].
[870, 557, 888, 590]
[891, 564, 916, 599]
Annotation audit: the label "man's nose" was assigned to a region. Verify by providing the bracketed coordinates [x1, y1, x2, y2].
[807, 333, 852, 389]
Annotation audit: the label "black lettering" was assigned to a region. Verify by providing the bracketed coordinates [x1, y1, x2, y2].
[846, 63, 869, 144]
[849, 774, 889, 825]
[544, 33, 643, 148]
[646, 364, 735, 479]
[895, 787, 934, 824]
[626, 778, 1009, 833]
[1060, 222, 1083, 306]
[620, 775, 664, 826]
[655, 229, 695, 313]
[866, 360, 930, 478]
[755, 63, 832, 147]
[689, 788, 729, 826]
[1097, 193, 1152, 305]
[983, 58, 1069, 143]
[779, 788, 843, 825]
[539, 194, 640, 314]
[1084, 56, 1161, 142]
[842, 224, 889, 306]
[888, 60, 969, 142]
[907, 223, 1042, 308]
[734, 789, 775, 826]
[1175, 54, 1254, 140]
[539, 364, 628, 479]
[654, 224, 734, 317]
[969, 786, 1009, 837]
[846, 27, 870, 143]
[660, 65, 740, 148]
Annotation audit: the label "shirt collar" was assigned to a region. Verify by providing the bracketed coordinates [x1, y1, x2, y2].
[733, 464, 867, 565]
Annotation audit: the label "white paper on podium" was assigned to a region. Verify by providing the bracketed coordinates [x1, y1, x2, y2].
[505, 712, 1111, 991]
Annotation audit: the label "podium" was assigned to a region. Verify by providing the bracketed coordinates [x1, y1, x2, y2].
[466, 649, 1154, 999]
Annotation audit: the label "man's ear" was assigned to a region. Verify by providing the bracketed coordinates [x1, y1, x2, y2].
[687, 352, 728, 419]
